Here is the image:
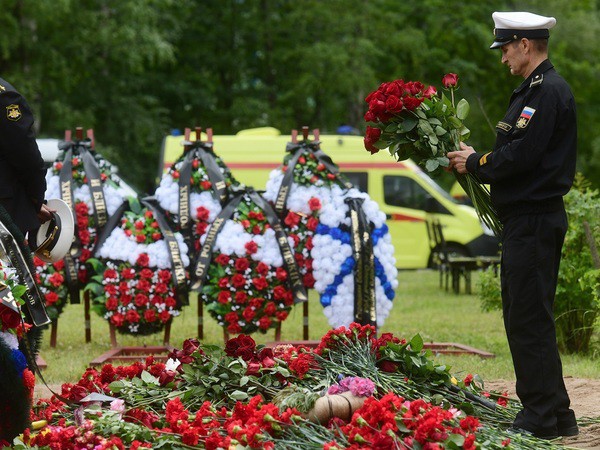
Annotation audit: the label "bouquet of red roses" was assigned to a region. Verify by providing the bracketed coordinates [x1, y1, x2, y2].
[364, 75, 501, 236]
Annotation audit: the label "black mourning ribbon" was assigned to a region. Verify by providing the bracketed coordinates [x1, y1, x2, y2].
[178, 142, 228, 249]
[191, 189, 307, 304]
[57, 140, 108, 303]
[274, 140, 353, 218]
[345, 197, 376, 327]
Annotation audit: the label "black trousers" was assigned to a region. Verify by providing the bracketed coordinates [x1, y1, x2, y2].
[500, 209, 573, 433]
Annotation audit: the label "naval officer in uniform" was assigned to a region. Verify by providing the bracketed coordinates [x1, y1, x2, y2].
[448, 11, 578, 439]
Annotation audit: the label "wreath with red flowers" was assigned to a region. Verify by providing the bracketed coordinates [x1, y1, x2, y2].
[89, 204, 189, 336]
[200, 193, 296, 335]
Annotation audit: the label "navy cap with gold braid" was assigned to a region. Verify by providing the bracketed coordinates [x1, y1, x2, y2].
[490, 11, 556, 49]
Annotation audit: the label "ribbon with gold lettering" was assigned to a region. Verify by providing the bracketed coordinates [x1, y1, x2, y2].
[178, 142, 228, 247]
[0, 216, 50, 327]
[80, 145, 108, 229]
[141, 197, 189, 307]
[247, 190, 307, 304]
[58, 147, 82, 304]
[190, 193, 244, 291]
[345, 197, 376, 327]
[93, 200, 130, 253]
[275, 140, 353, 218]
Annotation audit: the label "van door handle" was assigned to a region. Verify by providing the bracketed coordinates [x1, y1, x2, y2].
[385, 214, 392, 220]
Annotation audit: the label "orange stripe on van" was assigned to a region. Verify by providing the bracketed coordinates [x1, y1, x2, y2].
[389, 213, 424, 222]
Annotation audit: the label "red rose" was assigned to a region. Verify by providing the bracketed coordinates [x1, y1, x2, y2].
[234, 258, 249, 272]
[136, 234, 146, 243]
[196, 207, 210, 221]
[284, 212, 301, 228]
[368, 99, 386, 117]
[217, 291, 231, 304]
[155, 283, 169, 294]
[136, 254, 150, 267]
[224, 334, 256, 360]
[165, 296, 177, 308]
[306, 217, 319, 232]
[125, 309, 141, 324]
[0, 304, 21, 330]
[264, 302, 277, 315]
[136, 279, 151, 293]
[218, 277, 230, 288]
[159, 270, 171, 282]
[275, 310, 288, 321]
[442, 73, 458, 88]
[215, 253, 230, 266]
[364, 126, 382, 154]
[111, 313, 125, 327]
[152, 232, 162, 241]
[200, 180, 212, 190]
[144, 309, 158, 323]
[303, 272, 315, 288]
[402, 96, 423, 111]
[105, 297, 118, 311]
[242, 307, 256, 322]
[44, 291, 59, 306]
[275, 267, 287, 281]
[104, 284, 118, 296]
[135, 294, 149, 307]
[224, 312, 238, 323]
[104, 269, 118, 279]
[159, 310, 172, 322]
[235, 291, 248, 304]
[308, 197, 321, 211]
[252, 276, 268, 291]
[378, 360, 400, 373]
[385, 95, 404, 114]
[134, 220, 144, 230]
[256, 262, 269, 276]
[227, 322, 242, 334]
[249, 297, 263, 309]
[140, 268, 153, 279]
[244, 241, 258, 255]
[258, 348, 275, 367]
[231, 274, 246, 289]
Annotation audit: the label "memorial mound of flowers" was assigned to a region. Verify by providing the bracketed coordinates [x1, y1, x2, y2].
[193, 188, 306, 335]
[18, 324, 567, 449]
[41, 138, 134, 317]
[88, 199, 190, 335]
[263, 137, 398, 328]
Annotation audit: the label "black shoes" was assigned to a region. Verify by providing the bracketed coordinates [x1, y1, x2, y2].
[507, 426, 559, 440]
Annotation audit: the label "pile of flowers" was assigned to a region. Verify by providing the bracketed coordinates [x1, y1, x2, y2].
[264, 144, 398, 328]
[16, 324, 566, 449]
[363, 74, 501, 236]
[199, 191, 297, 334]
[0, 263, 36, 444]
[89, 204, 190, 335]
[154, 142, 239, 255]
[40, 143, 134, 317]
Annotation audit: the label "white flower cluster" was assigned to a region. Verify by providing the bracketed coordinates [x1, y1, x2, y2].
[200, 220, 285, 268]
[0, 267, 21, 351]
[97, 227, 190, 269]
[264, 167, 398, 329]
[45, 175, 129, 216]
[154, 175, 223, 221]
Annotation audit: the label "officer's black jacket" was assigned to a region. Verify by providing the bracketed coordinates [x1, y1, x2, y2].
[466, 60, 577, 220]
[0, 77, 47, 234]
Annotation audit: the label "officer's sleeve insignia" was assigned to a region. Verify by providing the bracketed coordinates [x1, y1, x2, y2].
[496, 121, 512, 132]
[479, 152, 491, 166]
[6, 104, 22, 121]
[0, 84, 5, 92]
[516, 106, 536, 129]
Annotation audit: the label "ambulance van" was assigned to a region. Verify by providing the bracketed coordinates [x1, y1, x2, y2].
[159, 127, 499, 269]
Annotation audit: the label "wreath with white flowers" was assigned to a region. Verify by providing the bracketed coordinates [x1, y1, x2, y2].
[0, 262, 36, 438]
[197, 190, 301, 335]
[263, 144, 398, 328]
[41, 145, 134, 316]
[154, 142, 239, 255]
[89, 202, 190, 336]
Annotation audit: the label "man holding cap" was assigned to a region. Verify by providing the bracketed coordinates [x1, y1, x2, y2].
[448, 12, 578, 439]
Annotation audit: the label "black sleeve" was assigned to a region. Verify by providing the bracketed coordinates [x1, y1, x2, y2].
[0, 90, 47, 210]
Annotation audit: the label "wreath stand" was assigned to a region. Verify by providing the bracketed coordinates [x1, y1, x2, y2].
[89, 320, 173, 367]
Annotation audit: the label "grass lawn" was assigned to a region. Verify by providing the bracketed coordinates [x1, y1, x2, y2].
[36, 269, 600, 386]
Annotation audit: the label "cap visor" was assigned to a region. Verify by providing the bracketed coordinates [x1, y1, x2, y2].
[490, 39, 512, 49]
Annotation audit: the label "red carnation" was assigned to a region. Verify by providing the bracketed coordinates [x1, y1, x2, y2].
[245, 241, 258, 255]
[136, 253, 150, 267]
[308, 197, 321, 211]
[284, 211, 301, 228]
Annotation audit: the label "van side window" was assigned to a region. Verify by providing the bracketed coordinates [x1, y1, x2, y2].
[383, 175, 431, 211]
[341, 172, 368, 193]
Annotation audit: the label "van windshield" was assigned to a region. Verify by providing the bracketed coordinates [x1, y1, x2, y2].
[416, 171, 456, 203]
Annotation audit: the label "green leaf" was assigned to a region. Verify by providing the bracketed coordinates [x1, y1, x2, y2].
[239, 376, 249, 387]
[448, 116, 462, 129]
[401, 117, 418, 132]
[108, 380, 125, 393]
[437, 156, 450, 167]
[230, 390, 249, 401]
[385, 123, 398, 133]
[456, 98, 470, 120]
[428, 118, 442, 126]
[435, 126, 447, 136]
[415, 109, 427, 119]
[425, 159, 440, 172]
[141, 371, 159, 385]
[460, 126, 471, 140]
[410, 334, 424, 352]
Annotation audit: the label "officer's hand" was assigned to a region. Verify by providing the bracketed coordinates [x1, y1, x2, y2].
[37, 203, 55, 224]
[448, 143, 476, 174]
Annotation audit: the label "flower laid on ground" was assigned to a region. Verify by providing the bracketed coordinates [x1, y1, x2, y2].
[199, 192, 297, 334]
[90, 204, 190, 335]
[363, 75, 501, 236]
[19, 325, 565, 450]
[264, 142, 398, 328]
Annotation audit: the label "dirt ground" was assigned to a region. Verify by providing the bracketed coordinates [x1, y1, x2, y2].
[35, 377, 600, 449]
[487, 377, 600, 450]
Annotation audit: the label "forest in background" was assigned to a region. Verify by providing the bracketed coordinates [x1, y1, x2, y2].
[2, 0, 599, 191]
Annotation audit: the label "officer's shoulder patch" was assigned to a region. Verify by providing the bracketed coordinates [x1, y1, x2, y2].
[516, 106, 536, 129]
[530, 74, 543, 88]
[496, 121, 512, 132]
[6, 104, 22, 121]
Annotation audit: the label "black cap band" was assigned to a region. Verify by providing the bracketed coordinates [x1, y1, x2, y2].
[490, 28, 550, 48]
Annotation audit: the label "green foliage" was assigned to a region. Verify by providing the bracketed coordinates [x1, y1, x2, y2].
[556, 174, 600, 353]
[477, 266, 502, 313]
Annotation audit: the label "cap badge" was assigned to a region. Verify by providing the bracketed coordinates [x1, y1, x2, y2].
[516, 106, 536, 129]
[6, 104, 22, 121]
